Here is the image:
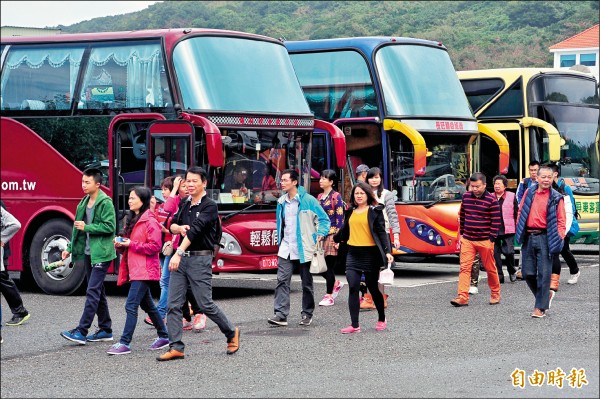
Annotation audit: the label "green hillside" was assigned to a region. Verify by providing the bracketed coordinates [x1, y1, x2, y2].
[60, 0, 599, 70]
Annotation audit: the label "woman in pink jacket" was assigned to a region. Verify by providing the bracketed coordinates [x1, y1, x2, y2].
[107, 186, 169, 355]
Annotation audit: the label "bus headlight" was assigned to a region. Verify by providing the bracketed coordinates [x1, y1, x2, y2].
[220, 232, 242, 255]
[436, 235, 442, 245]
[428, 230, 435, 241]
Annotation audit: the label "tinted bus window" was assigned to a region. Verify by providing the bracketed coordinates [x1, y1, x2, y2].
[460, 78, 504, 113]
[174, 37, 310, 114]
[78, 41, 171, 111]
[376, 45, 472, 118]
[289, 50, 377, 121]
[480, 79, 524, 118]
[530, 75, 599, 105]
[1, 44, 85, 111]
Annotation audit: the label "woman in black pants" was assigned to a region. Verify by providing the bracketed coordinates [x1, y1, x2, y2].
[334, 182, 394, 333]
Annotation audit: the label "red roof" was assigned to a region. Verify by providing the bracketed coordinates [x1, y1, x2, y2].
[550, 24, 599, 50]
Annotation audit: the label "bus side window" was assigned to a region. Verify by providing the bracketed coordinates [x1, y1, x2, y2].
[1, 45, 84, 111]
[79, 40, 170, 111]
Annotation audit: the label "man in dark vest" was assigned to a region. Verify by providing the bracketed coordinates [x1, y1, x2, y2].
[515, 165, 566, 318]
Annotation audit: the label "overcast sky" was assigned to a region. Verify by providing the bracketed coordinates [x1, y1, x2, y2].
[1, 1, 161, 28]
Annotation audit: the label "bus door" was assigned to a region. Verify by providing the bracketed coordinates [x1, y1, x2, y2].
[333, 117, 381, 203]
[146, 120, 195, 202]
[109, 114, 166, 222]
[472, 124, 510, 189]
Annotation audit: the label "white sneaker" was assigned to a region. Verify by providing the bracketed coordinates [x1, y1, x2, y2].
[331, 280, 345, 299]
[318, 294, 334, 306]
[567, 271, 580, 285]
[468, 286, 479, 295]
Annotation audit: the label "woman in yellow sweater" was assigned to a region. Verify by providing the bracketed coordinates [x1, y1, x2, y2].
[334, 182, 394, 333]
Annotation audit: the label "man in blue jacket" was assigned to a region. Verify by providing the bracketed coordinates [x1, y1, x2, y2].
[268, 169, 330, 327]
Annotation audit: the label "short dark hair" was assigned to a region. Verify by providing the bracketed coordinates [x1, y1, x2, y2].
[469, 172, 486, 184]
[186, 166, 207, 182]
[493, 175, 508, 187]
[350, 181, 378, 207]
[161, 176, 175, 190]
[83, 168, 102, 184]
[545, 163, 559, 174]
[320, 169, 337, 184]
[528, 160, 540, 168]
[281, 169, 298, 185]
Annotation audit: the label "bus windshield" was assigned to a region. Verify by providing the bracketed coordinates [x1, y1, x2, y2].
[376, 45, 472, 118]
[173, 36, 310, 114]
[390, 133, 469, 202]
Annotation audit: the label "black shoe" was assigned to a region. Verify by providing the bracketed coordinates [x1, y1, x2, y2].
[267, 315, 288, 326]
[498, 275, 505, 284]
[509, 273, 517, 282]
[299, 315, 313, 326]
[6, 313, 30, 326]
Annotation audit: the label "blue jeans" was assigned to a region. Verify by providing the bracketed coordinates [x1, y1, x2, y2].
[166, 255, 235, 353]
[77, 256, 111, 336]
[273, 256, 314, 320]
[120, 280, 168, 346]
[521, 233, 552, 311]
[156, 255, 171, 319]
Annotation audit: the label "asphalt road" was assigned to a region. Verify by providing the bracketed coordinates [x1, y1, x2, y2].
[1, 253, 598, 398]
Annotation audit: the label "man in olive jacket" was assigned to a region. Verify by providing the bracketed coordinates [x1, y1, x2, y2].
[60, 168, 117, 345]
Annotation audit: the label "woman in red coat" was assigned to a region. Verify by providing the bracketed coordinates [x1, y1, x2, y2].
[107, 186, 169, 355]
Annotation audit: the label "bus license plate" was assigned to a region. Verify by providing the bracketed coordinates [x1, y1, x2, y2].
[260, 256, 278, 269]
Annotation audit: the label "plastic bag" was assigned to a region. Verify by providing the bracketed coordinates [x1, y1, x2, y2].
[378, 262, 394, 286]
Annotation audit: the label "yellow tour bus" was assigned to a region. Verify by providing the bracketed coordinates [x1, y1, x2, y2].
[458, 68, 599, 245]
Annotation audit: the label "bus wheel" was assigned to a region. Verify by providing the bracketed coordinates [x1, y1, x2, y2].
[29, 219, 86, 295]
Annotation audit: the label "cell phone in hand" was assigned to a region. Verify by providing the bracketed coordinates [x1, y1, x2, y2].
[115, 237, 126, 243]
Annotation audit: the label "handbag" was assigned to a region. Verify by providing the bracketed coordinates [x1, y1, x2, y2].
[162, 241, 173, 256]
[310, 241, 327, 274]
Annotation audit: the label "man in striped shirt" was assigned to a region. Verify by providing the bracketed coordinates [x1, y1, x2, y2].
[451, 172, 502, 307]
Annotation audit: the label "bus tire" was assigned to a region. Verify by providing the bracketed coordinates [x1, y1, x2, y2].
[29, 219, 86, 296]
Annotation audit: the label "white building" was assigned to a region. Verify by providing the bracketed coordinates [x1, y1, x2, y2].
[1, 26, 61, 37]
[550, 24, 599, 81]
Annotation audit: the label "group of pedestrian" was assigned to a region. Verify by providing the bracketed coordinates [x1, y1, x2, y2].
[452, 162, 581, 319]
[266, 167, 394, 333]
[54, 167, 238, 360]
[1, 159, 584, 350]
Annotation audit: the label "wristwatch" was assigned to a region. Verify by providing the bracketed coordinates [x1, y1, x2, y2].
[176, 248, 185, 257]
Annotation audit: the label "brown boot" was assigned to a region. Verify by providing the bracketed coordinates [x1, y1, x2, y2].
[550, 273, 560, 292]
[360, 293, 375, 310]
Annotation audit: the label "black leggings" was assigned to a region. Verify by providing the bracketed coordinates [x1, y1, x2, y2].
[320, 255, 337, 294]
[346, 268, 385, 327]
[551, 237, 579, 275]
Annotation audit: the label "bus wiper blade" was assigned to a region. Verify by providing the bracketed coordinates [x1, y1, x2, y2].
[222, 203, 259, 222]
[423, 197, 445, 209]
